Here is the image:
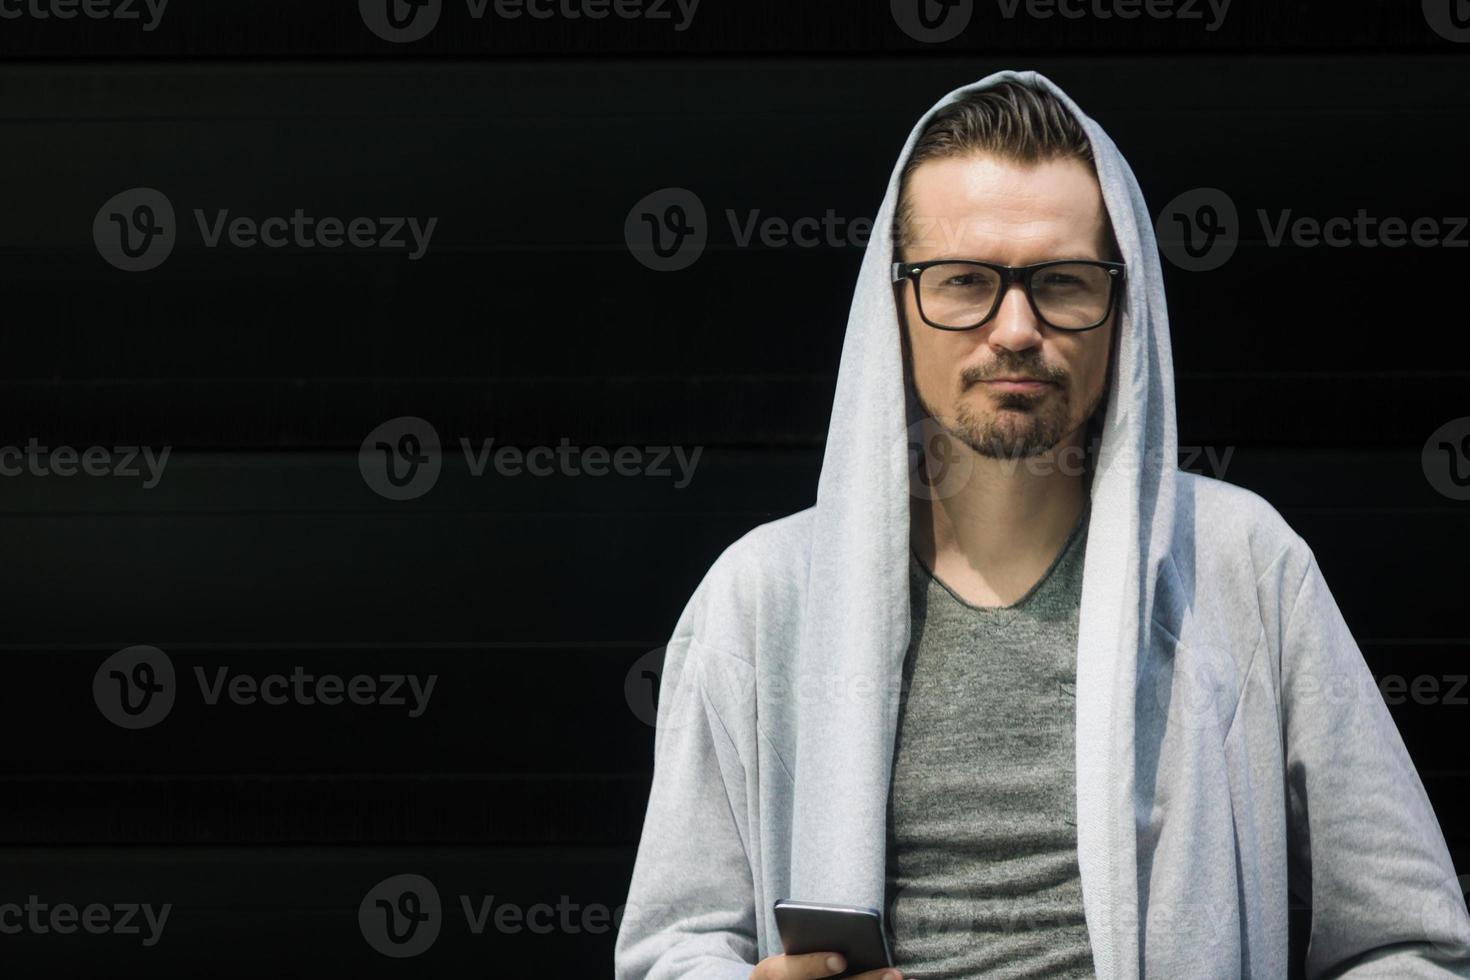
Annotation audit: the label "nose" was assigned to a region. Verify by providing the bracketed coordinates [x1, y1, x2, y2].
[986, 281, 1044, 352]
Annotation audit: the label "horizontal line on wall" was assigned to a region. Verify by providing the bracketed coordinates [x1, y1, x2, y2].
[0, 640, 663, 651]
[0, 371, 1468, 383]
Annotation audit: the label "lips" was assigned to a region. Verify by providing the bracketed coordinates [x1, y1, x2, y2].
[982, 377, 1055, 394]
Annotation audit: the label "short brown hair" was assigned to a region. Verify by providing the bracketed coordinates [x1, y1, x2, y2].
[893, 80, 1117, 259]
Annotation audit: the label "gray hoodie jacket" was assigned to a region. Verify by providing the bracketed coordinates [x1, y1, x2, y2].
[613, 69, 1470, 979]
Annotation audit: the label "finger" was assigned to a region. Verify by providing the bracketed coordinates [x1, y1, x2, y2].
[847, 969, 906, 980]
[783, 951, 849, 978]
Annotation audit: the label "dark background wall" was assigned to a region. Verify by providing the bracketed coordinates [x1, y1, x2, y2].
[1, 1, 1468, 975]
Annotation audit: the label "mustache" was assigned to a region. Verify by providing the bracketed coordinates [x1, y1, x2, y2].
[960, 354, 1067, 388]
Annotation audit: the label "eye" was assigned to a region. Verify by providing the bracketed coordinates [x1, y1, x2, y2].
[1039, 272, 1085, 288]
[935, 270, 998, 289]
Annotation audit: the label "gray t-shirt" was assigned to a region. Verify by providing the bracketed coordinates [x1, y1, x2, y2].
[884, 506, 1095, 979]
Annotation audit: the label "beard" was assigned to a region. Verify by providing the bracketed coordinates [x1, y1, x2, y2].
[951, 387, 1074, 459]
[915, 355, 1107, 463]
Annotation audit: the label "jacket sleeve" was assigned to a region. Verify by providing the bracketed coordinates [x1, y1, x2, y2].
[1278, 544, 1470, 978]
[614, 624, 760, 979]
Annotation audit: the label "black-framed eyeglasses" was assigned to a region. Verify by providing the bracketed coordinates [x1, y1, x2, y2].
[892, 258, 1126, 332]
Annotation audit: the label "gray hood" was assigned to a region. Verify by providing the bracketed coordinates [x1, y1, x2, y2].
[788, 67, 1175, 974]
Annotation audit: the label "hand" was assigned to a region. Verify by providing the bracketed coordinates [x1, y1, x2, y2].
[748, 951, 906, 980]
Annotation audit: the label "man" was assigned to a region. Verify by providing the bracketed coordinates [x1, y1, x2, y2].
[613, 70, 1470, 979]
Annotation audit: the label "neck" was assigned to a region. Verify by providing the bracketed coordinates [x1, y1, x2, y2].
[910, 421, 1090, 580]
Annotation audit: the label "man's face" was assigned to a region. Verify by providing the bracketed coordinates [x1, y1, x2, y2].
[897, 152, 1117, 461]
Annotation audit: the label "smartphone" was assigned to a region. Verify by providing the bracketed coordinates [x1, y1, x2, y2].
[772, 898, 894, 978]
